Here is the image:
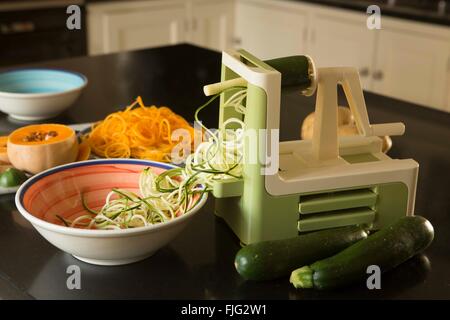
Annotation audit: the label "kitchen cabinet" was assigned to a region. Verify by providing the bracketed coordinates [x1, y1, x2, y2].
[88, 0, 450, 111]
[87, 0, 233, 55]
[103, 7, 186, 54]
[372, 27, 450, 110]
[308, 11, 376, 89]
[235, 0, 308, 60]
[189, 0, 234, 51]
[235, 0, 450, 112]
[308, 12, 450, 110]
[88, 0, 187, 55]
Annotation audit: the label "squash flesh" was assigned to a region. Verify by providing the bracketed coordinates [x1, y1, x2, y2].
[7, 124, 79, 174]
[0, 136, 9, 163]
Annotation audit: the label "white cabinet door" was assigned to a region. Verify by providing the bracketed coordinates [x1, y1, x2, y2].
[308, 12, 376, 90]
[105, 6, 186, 53]
[235, 1, 308, 60]
[372, 29, 449, 110]
[190, 0, 234, 52]
[89, 1, 187, 54]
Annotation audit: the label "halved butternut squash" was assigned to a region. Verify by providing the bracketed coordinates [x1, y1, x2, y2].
[7, 124, 79, 174]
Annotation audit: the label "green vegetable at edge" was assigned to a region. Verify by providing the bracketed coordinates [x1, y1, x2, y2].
[0, 168, 28, 188]
[234, 225, 369, 281]
[290, 215, 434, 290]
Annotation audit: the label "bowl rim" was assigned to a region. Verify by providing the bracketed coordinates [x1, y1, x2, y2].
[15, 158, 208, 238]
[0, 68, 88, 98]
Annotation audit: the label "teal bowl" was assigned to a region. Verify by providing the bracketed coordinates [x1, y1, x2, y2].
[0, 69, 87, 121]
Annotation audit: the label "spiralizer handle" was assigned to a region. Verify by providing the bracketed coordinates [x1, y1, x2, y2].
[371, 123, 405, 137]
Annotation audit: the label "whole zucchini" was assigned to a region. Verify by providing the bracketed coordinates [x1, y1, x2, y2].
[290, 216, 434, 290]
[265, 56, 312, 89]
[234, 225, 368, 281]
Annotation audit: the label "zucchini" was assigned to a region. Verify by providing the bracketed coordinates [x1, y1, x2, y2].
[290, 216, 434, 290]
[203, 56, 314, 96]
[234, 225, 368, 281]
[0, 168, 27, 188]
[265, 56, 312, 90]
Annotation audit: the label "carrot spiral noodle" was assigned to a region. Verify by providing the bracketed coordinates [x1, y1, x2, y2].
[83, 97, 196, 162]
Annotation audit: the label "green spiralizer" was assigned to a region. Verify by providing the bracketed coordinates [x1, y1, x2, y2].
[203, 50, 418, 245]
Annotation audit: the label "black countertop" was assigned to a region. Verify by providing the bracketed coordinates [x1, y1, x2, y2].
[292, 0, 450, 27]
[0, 44, 450, 299]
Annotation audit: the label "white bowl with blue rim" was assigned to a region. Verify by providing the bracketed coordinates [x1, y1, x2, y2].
[0, 68, 87, 121]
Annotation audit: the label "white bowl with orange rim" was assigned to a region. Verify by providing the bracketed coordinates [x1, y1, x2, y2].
[15, 159, 208, 266]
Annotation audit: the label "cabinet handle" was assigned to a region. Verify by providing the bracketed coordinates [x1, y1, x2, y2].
[232, 37, 242, 46]
[372, 70, 384, 80]
[310, 29, 315, 44]
[0, 21, 35, 34]
[359, 67, 370, 77]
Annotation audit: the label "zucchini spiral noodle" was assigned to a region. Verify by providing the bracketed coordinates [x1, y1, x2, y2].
[58, 87, 247, 230]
